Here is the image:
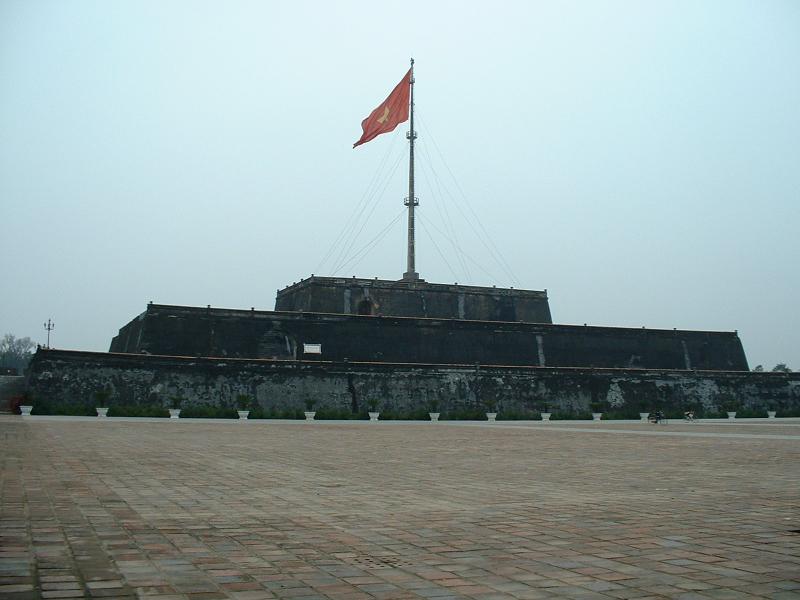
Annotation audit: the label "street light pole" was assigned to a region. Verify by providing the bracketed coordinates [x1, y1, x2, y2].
[43, 319, 54, 349]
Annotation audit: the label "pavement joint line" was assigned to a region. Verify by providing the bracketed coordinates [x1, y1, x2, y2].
[451, 422, 800, 440]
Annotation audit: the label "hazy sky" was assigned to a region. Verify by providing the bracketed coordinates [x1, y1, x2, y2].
[2, 1, 798, 370]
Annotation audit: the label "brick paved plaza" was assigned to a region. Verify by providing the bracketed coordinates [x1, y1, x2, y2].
[1, 417, 799, 600]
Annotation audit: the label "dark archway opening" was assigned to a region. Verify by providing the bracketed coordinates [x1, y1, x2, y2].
[357, 299, 374, 315]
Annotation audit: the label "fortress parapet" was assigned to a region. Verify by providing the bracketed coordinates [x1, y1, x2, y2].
[110, 302, 748, 371]
[275, 276, 552, 323]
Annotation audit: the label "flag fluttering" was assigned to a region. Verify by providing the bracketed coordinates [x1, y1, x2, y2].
[353, 69, 412, 148]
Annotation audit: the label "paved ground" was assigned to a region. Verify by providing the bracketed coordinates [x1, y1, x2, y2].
[1, 417, 799, 600]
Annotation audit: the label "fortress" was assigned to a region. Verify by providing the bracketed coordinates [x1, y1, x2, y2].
[25, 274, 798, 418]
[109, 276, 747, 372]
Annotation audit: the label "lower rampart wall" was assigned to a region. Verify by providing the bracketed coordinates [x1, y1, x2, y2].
[26, 349, 800, 417]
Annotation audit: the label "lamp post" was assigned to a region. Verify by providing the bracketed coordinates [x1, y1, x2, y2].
[43, 319, 54, 349]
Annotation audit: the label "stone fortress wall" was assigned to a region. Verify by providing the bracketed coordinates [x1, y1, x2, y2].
[25, 276, 789, 416]
[110, 304, 749, 371]
[274, 276, 553, 323]
[26, 349, 800, 417]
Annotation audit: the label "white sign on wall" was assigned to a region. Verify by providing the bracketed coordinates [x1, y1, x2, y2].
[303, 343, 322, 355]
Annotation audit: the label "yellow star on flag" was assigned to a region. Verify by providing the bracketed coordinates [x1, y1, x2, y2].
[376, 106, 390, 124]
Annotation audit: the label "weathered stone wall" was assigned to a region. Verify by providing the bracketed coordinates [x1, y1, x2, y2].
[275, 276, 553, 323]
[27, 349, 799, 417]
[110, 304, 749, 371]
[110, 309, 147, 354]
[0, 375, 25, 411]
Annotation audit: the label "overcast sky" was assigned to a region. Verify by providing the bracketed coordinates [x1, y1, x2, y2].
[1, 1, 798, 370]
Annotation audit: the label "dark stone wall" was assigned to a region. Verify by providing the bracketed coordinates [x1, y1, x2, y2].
[26, 349, 799, 417]
[0, 375, 25, 410]
[109, 309, 147, 353]
[110, 304, 749, 371]
[275, 276, 553, 323]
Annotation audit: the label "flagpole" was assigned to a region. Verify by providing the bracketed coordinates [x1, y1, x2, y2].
[403, 57, 419, 281]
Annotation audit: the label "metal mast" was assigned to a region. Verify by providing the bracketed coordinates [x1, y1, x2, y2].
[403, 58, 419, 281]
[43, 318, 54, 348]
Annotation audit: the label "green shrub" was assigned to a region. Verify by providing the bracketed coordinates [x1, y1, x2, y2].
[93, 389, 111, 406]
[441, 407, 486, 421]
[31, 400, 96, 416]
[250, 407, 296, 419]
[735, 407, 765, 418]
[315, 407, 357, 420]
[378, 408, 430, 420]
[590, 402, 607, 413]
[107, 405, 169, 417]
[776, 408, 800, 417]
[550, 411, 593, 420]
[483, 397, 499, 412]
[246, 406, 267, 419]
[179, 405, 238, 419]
[235, 394, 253, 411]
[603, 408, 642, 420]
[704, 411, 731, 419]
[246, 407, 304, 419]
[664, 408, 688, 420]
[497, 409, 541, 420]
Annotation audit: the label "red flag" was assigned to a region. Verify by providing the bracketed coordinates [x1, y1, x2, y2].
[353, 69, 411, 148]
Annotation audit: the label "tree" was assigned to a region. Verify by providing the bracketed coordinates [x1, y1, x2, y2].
[752, 365, 764, 372]
[771, 363, 792, 373]
[0, 334, 35, 373]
